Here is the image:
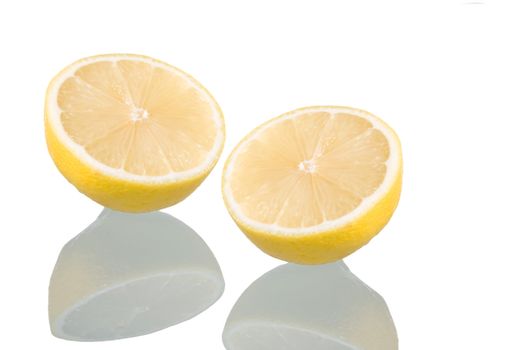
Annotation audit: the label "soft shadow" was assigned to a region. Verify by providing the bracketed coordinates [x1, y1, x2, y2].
[49, 209, 224, 341]
[223, 261, 397, 350]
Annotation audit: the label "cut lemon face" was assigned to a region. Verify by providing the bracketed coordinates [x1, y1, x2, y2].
[222, 106, 402, 264]
[45, 54, 224, 212]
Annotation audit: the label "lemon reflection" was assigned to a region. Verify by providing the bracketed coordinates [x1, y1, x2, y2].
[49, 209, 224, 341]
[223, 261, 397, 350]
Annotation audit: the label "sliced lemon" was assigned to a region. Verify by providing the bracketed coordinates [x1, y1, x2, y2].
[45, 54, 224, 212]
[222, 106, 402, 264]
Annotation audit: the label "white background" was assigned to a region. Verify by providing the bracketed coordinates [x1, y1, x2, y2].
[1, 1, 524, 349]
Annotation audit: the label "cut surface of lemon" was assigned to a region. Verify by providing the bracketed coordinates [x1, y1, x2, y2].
[45, 54, 224, 212]
[222, 106, 402, 264]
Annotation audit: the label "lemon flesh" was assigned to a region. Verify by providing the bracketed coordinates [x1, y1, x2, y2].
[49, 209, 224, 341]
[45, 54, 224, 212]
[223, 106, 402, 264]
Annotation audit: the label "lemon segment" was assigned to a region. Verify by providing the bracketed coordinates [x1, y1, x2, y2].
[222, 106, 402, 264]
[45, 54, 224, 212]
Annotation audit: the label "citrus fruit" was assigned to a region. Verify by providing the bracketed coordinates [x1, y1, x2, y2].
[222, 106, 402, 264]
[45, 54, 224, 212]
[49, 209, 224, 341]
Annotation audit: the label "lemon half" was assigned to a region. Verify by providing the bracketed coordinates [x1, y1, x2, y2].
[222, 106, 402, 264]
[45, 54, 224, 212]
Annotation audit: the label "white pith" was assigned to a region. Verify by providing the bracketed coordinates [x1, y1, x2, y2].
[223, 106, 401, 236]
[46, 54, 225, 184]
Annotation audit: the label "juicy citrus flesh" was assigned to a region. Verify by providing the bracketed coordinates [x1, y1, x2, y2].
[228, 110, 389, 228]
[223, 106, 402, 264]
[45, 54, 224, 212]
[57, 59, 218, 176]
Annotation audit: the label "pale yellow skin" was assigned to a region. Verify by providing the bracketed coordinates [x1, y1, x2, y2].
[222, 106, 402, 264]
[44, 54, 224, 212]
